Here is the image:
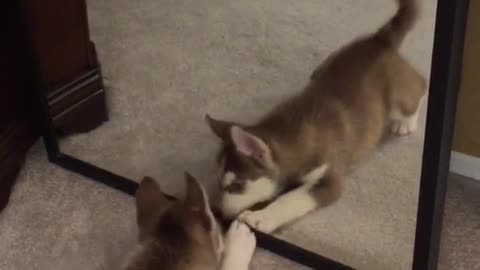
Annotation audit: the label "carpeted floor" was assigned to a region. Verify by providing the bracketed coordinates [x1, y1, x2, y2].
[1, 144, 479, 270]
[1, 0, 479, 269]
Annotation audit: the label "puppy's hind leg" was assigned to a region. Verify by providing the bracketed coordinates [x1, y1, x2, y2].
[309, 168, 344, 208]
[390, 104, 422, 136]
[390, 74, 427, 136]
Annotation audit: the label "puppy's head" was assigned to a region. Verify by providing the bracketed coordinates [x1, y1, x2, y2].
[129, 173, 223, 270]
[206, 115, 281, 219]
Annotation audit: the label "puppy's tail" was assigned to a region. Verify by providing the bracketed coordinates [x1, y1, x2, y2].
[374, 0, 420, 48]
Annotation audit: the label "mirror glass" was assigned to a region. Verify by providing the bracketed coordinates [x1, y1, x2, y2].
[60, 0, 438, 269]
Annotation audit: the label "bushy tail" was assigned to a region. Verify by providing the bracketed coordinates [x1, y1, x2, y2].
[374, 0, 420, 48]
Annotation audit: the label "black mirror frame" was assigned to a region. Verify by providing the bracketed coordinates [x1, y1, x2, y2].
[16, 0, 469, 269]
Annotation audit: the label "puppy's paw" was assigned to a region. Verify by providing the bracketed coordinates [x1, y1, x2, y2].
[238, 210, 278, 233]
[222, 221, 256, 268]
[391, 119, 417, 136]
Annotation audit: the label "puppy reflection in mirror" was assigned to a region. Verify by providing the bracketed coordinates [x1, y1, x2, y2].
[207, 0, 426, 233]
[124, 173, 256, 270]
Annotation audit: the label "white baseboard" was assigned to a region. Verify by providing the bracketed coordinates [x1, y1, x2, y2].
[450, 151, 480, 181]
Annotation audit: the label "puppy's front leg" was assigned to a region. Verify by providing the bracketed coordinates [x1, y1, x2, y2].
[238, 185, 318, 233]
[220, 221, 256, 270]
[238, 168, 343, 233]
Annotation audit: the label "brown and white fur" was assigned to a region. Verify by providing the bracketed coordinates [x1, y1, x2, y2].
[124, 174, 256, 270]
[206, 0, 426, 233]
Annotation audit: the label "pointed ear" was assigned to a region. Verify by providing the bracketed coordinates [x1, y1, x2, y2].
[205, 114, 236, 140]
[231, 126, 275, 168]
[184, 172, 208, 211]
[135, 177, 169, 239]
[184, 172, 214, 230]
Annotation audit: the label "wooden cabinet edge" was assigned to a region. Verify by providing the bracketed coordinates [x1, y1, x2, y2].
[0, 122, 37, 212]
[48, 43, 109, 136]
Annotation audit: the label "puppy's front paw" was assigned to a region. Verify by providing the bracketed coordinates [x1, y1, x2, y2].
[222, 221, 256, 269]
[238, 210, 278, 233]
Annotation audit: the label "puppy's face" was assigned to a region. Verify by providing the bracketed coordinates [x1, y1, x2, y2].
[206, 115, 280, 219]
[128, 173, 223, 270]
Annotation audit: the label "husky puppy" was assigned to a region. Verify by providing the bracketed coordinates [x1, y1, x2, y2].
[124, 173, 256, 270]
[206, 0, 426, 233]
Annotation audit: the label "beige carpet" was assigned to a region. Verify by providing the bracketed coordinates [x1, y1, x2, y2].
[1, 0, 479, 269]
[1, 145, 479, 270]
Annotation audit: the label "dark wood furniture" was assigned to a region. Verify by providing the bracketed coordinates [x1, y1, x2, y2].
[0, 0, 108, 212]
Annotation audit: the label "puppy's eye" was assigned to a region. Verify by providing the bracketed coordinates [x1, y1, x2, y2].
[224, 181, 244, 193]
[251, 158, 265, 169]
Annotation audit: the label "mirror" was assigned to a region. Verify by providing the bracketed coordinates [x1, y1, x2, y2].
[59, 0, 438, 269]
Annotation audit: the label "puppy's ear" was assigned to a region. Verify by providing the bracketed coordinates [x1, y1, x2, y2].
[184, 172, 208, 211]
[205, 114, 237, 141]
[231, 126, 276, 169]
[135, 177, 169, 240]
[184, 172, 213, 230]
